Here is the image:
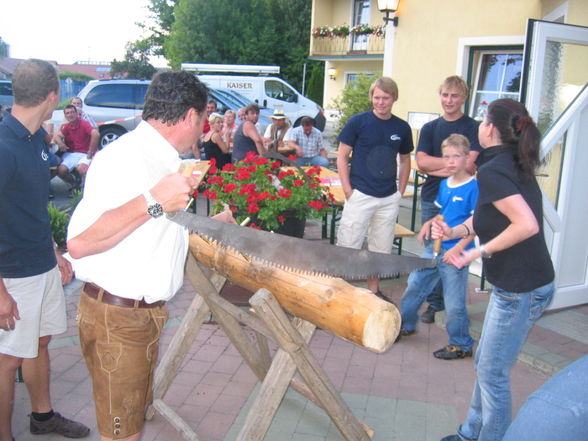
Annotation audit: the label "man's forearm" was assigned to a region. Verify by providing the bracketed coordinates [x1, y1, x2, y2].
[398, 155, 410, 195]
[67, 195, 149, 259]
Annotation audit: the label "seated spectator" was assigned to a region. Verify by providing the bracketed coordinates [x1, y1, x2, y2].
[285, 117, 329, 167]
[54, 105, 99, 195]
[202, 113, 231, 169]
[42, 120, 60, 199]
[222, 109, 237, 149]
[263, 109, 291, 152]
[202, 99, 217, 135]
[233, 104, 265, 162]
[70, 96, 97, 128]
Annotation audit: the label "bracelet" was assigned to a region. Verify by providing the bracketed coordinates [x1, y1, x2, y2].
[460, 223, 471, 237]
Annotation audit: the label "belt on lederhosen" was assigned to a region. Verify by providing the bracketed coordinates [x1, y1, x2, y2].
[82, 282, 165, 309]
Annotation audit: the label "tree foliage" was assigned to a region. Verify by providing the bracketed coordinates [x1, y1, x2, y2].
[59, 71, 95, 82]
[0, 36, 8, 58]
[332, 73, 378, 134]
[110, 41, 157, 79]
[140, 0, 321, 92]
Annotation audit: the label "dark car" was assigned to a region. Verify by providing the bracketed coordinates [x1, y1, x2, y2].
[0, 80, 13, 108]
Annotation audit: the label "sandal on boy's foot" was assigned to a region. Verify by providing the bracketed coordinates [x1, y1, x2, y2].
[433, 345, 473, 360]
[30, 412, 90, 438]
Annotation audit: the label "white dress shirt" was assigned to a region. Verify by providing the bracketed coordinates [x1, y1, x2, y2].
[67, 121, 188, 303]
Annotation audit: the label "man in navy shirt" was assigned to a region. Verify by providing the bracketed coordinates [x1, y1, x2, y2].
[416, 76, 481, 323]
[0, 59, 89, 441]
[336, 77, 413, 298]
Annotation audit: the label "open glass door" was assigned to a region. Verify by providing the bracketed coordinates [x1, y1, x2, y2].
[521, 19, 588, 309]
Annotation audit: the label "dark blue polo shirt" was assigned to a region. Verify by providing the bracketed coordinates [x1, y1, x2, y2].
[0, 113, 56, 278]
[339, 111, 413, 197]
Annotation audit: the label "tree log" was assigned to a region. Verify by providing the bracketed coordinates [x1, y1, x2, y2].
[188, 234, 400, 352]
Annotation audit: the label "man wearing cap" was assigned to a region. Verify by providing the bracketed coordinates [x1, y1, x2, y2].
[263, 109, 291, 152]
[285, 117, 329, 167]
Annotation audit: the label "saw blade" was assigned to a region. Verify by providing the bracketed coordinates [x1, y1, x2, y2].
[168, 211, 434, 279]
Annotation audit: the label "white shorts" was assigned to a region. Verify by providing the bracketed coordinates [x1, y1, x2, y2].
[336, 189, 401, 254]
[0, 266, 67, 358]
[61, 152, 91, 171]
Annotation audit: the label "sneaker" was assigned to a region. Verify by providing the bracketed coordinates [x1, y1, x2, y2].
[30, 412, 90, 438]
[433, 345, 473, 360]
[441, 435, 472, 441]
[420, 305, 437, 324]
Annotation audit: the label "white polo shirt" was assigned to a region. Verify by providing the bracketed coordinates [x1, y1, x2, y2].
[67, 121, 188, 303]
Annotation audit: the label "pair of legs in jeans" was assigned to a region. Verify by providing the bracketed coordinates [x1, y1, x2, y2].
[296, 155, 330, 168]
[400, 245, 473, 352]
[421, 200, 445, 312]
[448, 282, 554, 441]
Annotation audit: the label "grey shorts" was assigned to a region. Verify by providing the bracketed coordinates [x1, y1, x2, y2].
[0, 266, 67, 358]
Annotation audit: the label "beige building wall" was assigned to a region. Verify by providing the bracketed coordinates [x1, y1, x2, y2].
[391, 0, 541, 119]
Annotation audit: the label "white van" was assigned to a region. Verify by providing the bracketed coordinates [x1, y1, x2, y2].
[181, 63, 326, 131]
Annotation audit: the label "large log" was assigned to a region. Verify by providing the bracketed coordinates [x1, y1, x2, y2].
[188, 234, 400, 352]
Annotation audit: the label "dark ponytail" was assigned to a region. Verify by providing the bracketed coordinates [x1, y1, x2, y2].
[486, 99, 541, 180]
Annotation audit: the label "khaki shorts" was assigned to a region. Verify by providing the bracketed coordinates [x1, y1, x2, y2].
[0, 266, 66, 358]
[336, 189, 401, 254]
[77, 290, 168, 439]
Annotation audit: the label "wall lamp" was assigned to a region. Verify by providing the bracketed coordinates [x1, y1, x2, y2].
[378, 0, 399, 27]
[327, 67, 337, 80]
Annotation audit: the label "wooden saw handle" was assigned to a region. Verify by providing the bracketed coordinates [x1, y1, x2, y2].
[433, 214, 445, 255]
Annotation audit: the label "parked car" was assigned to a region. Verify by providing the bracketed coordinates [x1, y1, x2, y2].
[52, 79, 271, 148]
[0, 80, 13, 107]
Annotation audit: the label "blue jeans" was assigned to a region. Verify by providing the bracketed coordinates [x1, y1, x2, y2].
[421, 200, 444, 311]
[502, 354, 588, 441]
[296, 155, 330, 168]
[458, 282, 554, 441]
[400, 245, 474, 351]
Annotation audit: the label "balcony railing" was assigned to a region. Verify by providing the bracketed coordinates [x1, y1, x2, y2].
[310, 34, 384, 57]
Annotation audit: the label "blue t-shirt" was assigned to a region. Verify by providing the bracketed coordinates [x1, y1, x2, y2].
[339, 111, 413, 197]
[0, 113, 56, 278]
[434, 176, 478, 250]
[418, 115, 481, 202]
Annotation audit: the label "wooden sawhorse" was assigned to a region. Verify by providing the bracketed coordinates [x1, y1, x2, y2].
[146, 254, 374, 441]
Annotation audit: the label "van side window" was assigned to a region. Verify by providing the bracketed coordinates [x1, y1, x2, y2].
[85, 84, 137, 109]
[265, 80, 297, 103]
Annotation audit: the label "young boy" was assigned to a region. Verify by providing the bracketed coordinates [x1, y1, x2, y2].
[399, 134, 478, 360]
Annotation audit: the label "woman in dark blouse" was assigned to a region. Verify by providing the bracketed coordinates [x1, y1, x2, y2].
[434, 99, 555, 441]
[202, 113, 231, 169]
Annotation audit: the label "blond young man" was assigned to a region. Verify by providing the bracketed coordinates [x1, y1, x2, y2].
[336, 77, 413, 298]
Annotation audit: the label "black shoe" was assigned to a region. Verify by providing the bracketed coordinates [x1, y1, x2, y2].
[433, 345, 473, 360]
[399, 328, 416, 337]
[420, 305, 437, 324]
[30, 412, 90, 438]
[374, 290, 397, 306]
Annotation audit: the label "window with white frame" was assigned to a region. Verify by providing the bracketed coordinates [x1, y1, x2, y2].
[351, 0, 370, 51]
[345, 71, 375, 86]
[469, 50, 523, 120]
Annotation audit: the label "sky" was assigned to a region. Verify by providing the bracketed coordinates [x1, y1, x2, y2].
[0, 0, 167, 67]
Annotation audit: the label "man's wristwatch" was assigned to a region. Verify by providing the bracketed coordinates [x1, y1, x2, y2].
[143, 191, 163, 218]
[479, 244, 493, 259]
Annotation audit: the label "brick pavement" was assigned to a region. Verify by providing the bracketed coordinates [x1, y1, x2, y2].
[10, 206, 587, 441]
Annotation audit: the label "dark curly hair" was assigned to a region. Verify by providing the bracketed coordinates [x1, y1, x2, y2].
[142, 71, 208, 125]
[486, 98, 541, 181]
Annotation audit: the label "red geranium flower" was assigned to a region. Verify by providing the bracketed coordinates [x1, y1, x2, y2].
[247, 202, 260, 213]
[278, 215, 286, 223]
[224, 183, 237, 193]
[222, 163, 236, 172]
[278, 188, 292, 198]
[293, 179, 304, 187]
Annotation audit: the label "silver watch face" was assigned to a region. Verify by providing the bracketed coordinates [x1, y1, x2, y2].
[147, 203, 164, 218]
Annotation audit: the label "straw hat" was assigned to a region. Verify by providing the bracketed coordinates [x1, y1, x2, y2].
[270, 109, 287, 120]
